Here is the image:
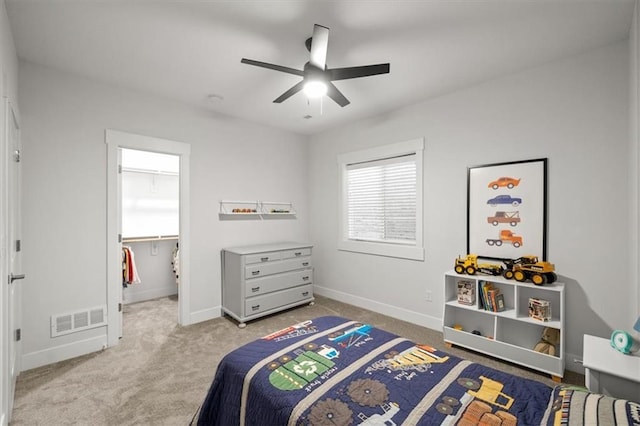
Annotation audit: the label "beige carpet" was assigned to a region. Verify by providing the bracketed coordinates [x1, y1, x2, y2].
[9, 295, 583, 425]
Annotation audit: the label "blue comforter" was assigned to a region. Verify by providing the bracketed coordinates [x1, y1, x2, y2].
[197, 316, 639, 425]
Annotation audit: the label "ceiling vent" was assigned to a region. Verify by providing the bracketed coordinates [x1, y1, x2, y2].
[51, 306, 107, 337]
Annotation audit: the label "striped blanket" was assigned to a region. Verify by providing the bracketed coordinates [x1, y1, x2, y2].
[196, 316, 639, 425]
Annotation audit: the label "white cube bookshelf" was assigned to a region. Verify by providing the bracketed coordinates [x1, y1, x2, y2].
[443, 270, 565, 381]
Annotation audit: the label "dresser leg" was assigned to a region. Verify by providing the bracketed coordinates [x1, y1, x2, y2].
[238, 322, 247, 329]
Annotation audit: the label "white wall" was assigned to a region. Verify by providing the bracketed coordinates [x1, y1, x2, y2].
[631, 1, 640, 336]
[1, 0, 17, 100]
[18, 61, 310, 369]
[309, 41, 630, 372]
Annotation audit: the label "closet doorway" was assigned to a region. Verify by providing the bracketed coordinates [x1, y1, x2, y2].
[106, 130, 191, 347]
[120, 148, 180, 316]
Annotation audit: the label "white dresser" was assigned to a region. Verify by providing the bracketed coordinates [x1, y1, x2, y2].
[221, 242, 314, 327]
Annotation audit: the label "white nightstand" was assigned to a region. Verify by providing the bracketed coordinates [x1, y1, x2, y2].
[583, 334, 640, 402]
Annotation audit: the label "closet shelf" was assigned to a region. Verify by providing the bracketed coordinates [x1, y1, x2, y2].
[122, 235, 179, 243]
[219, 200, 296, 220]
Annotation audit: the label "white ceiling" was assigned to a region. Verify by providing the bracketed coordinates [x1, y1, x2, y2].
[6, 0, 635, 135]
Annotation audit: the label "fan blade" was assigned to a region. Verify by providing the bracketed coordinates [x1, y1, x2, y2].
[328, 63, 390, 81]
[309, 24, 329, 70]
[326, 82, 350, 107]
[241, 58, 304, 76]
[273, 80, 305, 103]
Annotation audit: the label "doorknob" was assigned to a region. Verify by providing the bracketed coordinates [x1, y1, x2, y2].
[10, 273, 25, 283]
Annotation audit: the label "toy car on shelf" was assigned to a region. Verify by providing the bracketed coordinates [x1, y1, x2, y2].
[454, 254, 504, 276]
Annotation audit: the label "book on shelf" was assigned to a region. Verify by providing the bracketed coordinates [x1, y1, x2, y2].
[479, 281, 502, 312]
[488, 288, 500, 312]
[494, 293, 505, 312]
[456, 280, 475, 305]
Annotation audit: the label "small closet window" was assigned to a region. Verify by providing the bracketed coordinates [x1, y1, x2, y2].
[121, 149, 179, 238]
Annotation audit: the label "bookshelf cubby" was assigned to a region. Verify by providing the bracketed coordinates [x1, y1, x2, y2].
[443, 270, 565, 380]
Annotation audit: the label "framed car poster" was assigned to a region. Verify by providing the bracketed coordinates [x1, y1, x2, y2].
[467, 158, 547, 261]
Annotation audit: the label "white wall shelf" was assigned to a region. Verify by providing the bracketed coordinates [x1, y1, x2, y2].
[443, 270, 565, 381]
[219, 200, 296, 220]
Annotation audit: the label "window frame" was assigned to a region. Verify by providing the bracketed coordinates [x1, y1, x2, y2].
[337, 138, 424, 261]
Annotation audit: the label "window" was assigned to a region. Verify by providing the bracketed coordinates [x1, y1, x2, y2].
[338, 138, 424, 260]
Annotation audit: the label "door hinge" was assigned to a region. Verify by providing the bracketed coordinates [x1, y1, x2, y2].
[13, 149, 20, 163]
[15, 328, 21, 342]
[118, 303, 122, 312]
[15, 239, 21, 252]
[118, 234, 122, 243]
[118, 164, 122, 174]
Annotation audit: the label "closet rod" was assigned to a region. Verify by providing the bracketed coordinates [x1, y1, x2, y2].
[121, 166, 179, 176]
[122, 235, 179, 243]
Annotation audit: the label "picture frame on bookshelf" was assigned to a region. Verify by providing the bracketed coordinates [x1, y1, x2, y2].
[467, 158, 548, 261]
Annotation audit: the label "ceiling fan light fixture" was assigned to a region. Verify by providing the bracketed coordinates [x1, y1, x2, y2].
[303, 80, 327, 98]
[241, 24, 389, 107]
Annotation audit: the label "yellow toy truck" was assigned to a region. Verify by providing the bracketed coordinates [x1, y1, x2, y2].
[455, 254, 504, 276]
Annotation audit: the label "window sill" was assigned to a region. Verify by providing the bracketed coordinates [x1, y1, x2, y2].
[338, 240, 424, 261]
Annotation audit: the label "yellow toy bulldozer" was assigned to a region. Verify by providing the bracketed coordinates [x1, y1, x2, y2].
[503, 255, 556, 285]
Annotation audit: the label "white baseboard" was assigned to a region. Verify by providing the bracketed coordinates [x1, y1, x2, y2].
[21, 335, 107, 371]
[314, 285, 442, 331]
[123, 286, 178, 305]
[187, 305, 221, 326]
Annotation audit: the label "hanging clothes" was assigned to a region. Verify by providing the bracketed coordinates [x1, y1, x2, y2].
[122, 246, 141, 287]
[172, 242, 180, 286]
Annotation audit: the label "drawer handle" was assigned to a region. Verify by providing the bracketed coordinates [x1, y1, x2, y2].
[302, 276, 310, 281]
[260, 257, 269, 262]
[251, 286, 260, 293]
[252, 270, 260, 276]
[294, 252, 302, 256]
[251, 304, 260, 311]
[302, 291, 309, 297]
[302, 262, 309, 266]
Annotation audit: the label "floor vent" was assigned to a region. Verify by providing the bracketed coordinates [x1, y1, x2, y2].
[51, 306, 107, 337]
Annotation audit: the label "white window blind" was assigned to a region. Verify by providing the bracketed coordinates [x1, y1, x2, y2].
[346, 154, 416, 244]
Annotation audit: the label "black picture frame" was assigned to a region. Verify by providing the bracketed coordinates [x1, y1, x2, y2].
[466, 158, 547, 261]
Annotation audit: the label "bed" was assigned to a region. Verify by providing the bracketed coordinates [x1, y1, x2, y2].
[196, 316, 639, 425]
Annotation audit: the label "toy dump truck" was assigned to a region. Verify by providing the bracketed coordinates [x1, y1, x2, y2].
[455, 254, 504, 276]
[503, 255, 557, 285]
[487, 211, 520, 227]
[486, 230, 522, 248]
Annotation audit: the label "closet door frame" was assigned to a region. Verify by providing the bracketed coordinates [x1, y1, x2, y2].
[105, 129, 191, 347]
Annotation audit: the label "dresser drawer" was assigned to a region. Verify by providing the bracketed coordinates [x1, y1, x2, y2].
[245, 270, 313, 296]
[245, 284, 313, 315]
[245, 252, 282, 264]
[282, 247, 311, 259]
[245, 257, 312, 278]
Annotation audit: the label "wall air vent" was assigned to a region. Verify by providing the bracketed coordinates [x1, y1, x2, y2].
[51, 306, 107, 337]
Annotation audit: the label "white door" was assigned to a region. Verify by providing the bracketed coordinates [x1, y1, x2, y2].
[6, 99, 23, 421]
[117, 148, 123, 339]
